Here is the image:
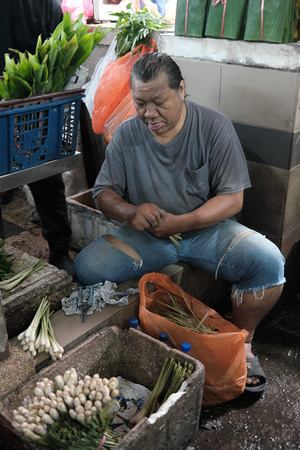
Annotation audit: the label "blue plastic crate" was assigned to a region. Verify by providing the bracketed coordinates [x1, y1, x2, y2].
[0, 89, 84, 175]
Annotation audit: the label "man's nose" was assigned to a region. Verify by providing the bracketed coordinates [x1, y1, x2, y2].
[144, 103, 158, 117]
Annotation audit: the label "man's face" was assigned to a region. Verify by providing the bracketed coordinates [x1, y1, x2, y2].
[131, 72, 186, 143]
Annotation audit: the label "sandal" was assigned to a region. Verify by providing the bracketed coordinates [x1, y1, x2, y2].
[244, 356, 267, 393]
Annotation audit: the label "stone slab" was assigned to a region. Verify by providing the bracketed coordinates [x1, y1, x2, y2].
[0, 344, 35, 398]
[2, 246, 73, 339]
[0, 326, 205, 450]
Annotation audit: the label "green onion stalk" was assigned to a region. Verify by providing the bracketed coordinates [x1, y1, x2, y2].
[0, 259, 46, 291]
[155, 286, 218, 334]
[17, 296, 64, 360]
[131, 357, 194, 424]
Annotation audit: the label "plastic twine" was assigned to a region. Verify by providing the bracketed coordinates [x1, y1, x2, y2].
[212, 0, 227, 38]
[261, 0, 265, 40]
[184, 0, 189, 36]
[96, 435, 106, 450]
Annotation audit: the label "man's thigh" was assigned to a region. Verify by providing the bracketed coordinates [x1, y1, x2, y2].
[179, 219, 285, 291]
[74, 224, 178, 285]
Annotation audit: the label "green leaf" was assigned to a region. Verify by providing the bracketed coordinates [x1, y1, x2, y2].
[15, 54, 33, 85]
[7, 75, 32, 98]
[3, 54, 17, 77]
[47, 41, 59, 75]
[62, 10, 73, 37]
[61, 34, 79, 69]
[93, 27, 111, 48]
[50, 67, 65, 93]
[0, 80, 9, 99]
[70, 33, 94, 66]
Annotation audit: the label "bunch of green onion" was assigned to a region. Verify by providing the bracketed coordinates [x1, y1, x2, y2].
[0, 259, 46, 291]
[131, 357, 194, 424]
[168, 233, 182, 246]
[156, 286, 218, 334]
[12, 368, 121, 448]
[17, 296, 64, 360]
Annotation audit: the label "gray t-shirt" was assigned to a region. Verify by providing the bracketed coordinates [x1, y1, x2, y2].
[93, 100, 251, 236]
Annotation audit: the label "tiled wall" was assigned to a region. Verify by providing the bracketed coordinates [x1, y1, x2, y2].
[174, 57, 300, 259]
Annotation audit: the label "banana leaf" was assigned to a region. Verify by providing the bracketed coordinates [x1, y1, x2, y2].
[175, 0, 208, 37]
[205, 0, 248, 40]
[244, 0, 294, 43]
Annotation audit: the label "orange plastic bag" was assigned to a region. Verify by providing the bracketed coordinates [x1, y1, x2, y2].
[138, 272, 248, 406]
[102, 91, 136, 145]
[92, 40, 156, 135]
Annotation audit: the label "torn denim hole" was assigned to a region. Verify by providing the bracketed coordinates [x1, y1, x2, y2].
[231, 287, 265, 305]
[103, 234, 143, 269]
[214, 230, 256, 280]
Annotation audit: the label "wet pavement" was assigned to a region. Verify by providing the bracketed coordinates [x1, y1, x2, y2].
[1, 189, 300, 449]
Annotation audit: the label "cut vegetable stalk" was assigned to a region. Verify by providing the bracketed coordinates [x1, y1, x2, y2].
[0, 259, 46, 290]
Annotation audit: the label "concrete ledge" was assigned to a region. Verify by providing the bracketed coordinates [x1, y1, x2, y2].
[2, 246, 73, 339]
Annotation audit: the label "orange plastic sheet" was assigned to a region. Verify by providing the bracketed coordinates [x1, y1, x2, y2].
[138, 272, 248, 406]
[92, 39, 156, 135]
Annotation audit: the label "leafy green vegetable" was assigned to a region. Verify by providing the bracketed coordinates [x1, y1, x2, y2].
[0, 11, 112, 99]
[112, 3, 169, 58]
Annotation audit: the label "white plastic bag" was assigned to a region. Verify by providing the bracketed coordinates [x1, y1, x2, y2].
[82, 37, 117, 118]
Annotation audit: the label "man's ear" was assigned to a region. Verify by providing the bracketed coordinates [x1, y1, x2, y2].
[179, 80, 185, 100]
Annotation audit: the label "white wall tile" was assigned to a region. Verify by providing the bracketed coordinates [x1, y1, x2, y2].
[220, 65, 298, 131]
[174, 58, 221, 110]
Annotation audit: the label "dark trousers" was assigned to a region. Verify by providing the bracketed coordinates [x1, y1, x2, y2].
[29, 174, 71, 253]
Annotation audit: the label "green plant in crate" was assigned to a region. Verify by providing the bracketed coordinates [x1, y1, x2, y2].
[111, 3, 169, 58]
[0, 11, 111, 99]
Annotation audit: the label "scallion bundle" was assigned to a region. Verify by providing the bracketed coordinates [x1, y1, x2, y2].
[156, 286, 218, 334]
[17, 297, 64, 360]
[131, 357, 194, 424]
[12, 369, 121, 448]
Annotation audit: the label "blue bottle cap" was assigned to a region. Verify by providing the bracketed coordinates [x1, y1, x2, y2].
[181, 342, 191, 353]
[129, 317, 139, 328]
[159, 332, 169, 342]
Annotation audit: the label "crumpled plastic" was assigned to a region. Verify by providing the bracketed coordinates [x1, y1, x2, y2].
[61, 280, 139, 316]
[111, 376, 151, 434]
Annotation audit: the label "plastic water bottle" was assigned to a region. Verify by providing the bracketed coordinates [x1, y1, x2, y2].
[181, 342, 191, 353]
[159, 332, 175, 348]
[129, 317, 141, 330]
[159, 332, 169, 343]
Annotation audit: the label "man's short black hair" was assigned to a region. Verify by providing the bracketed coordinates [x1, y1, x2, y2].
[130, 52, 184, 92]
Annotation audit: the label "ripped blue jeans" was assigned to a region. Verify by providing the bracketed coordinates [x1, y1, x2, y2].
[74, 219, 286, 293]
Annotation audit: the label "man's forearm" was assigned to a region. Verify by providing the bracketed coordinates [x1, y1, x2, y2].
[94, 190, 134, 222]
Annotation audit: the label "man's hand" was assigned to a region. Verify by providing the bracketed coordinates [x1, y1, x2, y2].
[126, 203, 165, 230]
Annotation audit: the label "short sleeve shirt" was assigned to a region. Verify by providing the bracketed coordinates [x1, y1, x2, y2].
[93, 100, 251, 236]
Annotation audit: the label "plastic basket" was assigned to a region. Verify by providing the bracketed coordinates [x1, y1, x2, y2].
[0, 89, 84, 175]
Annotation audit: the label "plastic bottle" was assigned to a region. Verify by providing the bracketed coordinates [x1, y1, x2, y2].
[159, 332, 169, 343]
[159, 332, 175, 348]
[181, 342, 191, 353]
[129, 317, 141, 330]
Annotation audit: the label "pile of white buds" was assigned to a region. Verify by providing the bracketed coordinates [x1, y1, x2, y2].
[12, 368, 119, 442]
